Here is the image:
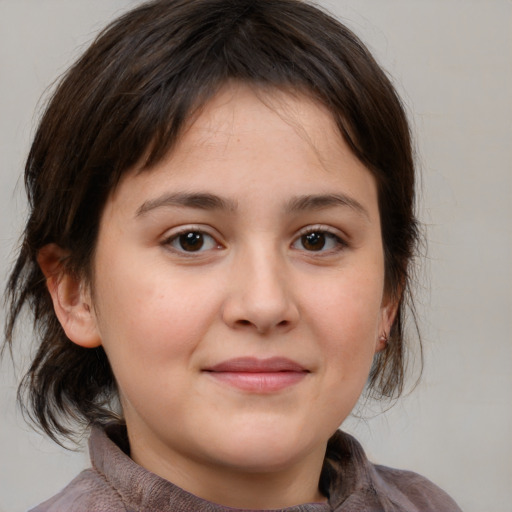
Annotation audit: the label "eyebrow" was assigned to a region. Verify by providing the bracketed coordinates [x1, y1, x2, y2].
[136, 191, 369, 219]
[285, 193, 370, 219]
[136, 192, 238, 217]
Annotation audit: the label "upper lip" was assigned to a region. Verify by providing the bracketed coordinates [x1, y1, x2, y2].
[204, 357, 309, 373]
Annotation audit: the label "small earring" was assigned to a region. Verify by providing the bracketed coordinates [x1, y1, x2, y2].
[379, 333, 389, 348]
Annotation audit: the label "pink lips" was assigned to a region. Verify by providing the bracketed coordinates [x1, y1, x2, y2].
[203, 357, 309, 393]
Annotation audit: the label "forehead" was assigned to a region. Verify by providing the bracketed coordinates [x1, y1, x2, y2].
[105, 83, 378, 219]
[175, 84, 345, 170]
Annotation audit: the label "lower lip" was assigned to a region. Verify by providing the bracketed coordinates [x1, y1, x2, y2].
[205, 371, 307, 393]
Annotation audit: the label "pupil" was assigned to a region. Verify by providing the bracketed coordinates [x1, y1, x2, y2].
[303, 232, 325, 251]
[179, 232, 204, 251]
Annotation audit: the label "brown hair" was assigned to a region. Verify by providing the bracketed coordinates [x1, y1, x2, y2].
[4, 0, 420, 444]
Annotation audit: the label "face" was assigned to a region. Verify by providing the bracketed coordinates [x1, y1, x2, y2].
[70, 85, 394, 503]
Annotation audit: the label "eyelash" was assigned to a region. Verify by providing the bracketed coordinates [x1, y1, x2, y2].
[161, 225, 348, 256]
[292, 226, 348, 254]
[161, 226, 222, 255]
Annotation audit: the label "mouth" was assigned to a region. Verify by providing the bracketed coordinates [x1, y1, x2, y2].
[202, 357, 310, 393]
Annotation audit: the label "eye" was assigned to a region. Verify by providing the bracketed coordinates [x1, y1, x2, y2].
[165, 230, 220, 253]
[292, 229, 346, 253]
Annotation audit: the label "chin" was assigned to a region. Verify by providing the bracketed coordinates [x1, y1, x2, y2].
[206, 422, 321, 472]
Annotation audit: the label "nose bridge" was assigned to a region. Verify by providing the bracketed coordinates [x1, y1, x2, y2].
[245, 240, 286, 301]
[223, 236, 299, 333]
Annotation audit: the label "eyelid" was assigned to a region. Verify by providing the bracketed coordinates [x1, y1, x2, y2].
[295, 224, 345, 237]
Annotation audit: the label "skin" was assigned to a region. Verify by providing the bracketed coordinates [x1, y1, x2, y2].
[40, 84, 396, 509]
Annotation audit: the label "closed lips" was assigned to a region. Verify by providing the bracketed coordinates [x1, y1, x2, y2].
[203, 357, 309, 373]
[203, 357, 310, 393]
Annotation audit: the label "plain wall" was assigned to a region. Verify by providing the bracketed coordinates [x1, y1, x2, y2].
[1, 1, 511, 511]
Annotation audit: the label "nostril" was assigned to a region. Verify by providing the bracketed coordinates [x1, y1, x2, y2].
[233, 318, 290, 331]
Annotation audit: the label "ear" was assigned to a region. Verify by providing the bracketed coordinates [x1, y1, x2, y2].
[37, 244, 102, 348]
[375, 294, 399, 353]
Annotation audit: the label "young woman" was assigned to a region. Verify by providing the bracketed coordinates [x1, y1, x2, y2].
[4, 0, 462, 510]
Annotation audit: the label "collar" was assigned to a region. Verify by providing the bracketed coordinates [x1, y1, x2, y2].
[89, 423, 375, 511]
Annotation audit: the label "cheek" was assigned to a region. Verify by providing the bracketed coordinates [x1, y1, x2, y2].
[310, 264, 383, 320]
[303, 267, 383, 365]
[92, 254, 223, 365]
[91, 265, 224, 418]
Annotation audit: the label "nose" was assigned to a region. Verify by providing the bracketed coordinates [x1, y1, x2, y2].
[221, 244, 300, 335]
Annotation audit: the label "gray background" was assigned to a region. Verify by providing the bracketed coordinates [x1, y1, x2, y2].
[1, 1, 511, 511]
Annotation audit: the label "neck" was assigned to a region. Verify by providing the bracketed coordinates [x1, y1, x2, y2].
[167, 455, 328, 509]
[128, 429, 328, 509]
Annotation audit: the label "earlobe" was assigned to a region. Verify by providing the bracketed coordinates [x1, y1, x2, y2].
[376, 299, 399, 353]
[37, 244, 102, 348]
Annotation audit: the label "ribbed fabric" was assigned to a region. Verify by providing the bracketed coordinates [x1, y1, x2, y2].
[30, 423, 462, 511]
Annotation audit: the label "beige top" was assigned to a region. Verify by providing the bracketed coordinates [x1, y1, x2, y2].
[30, 423, 462, 511]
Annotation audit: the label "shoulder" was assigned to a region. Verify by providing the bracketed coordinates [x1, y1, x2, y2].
[370, 464, 463, 512]
[28, 468, 126, 512]
[324, 431, 462, 512]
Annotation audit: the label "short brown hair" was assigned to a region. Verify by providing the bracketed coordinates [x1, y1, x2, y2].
[4, 0, 420, 444]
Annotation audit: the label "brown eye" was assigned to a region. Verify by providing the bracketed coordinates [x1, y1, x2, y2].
[292, 229, 346, 253]
[166, 231, 218, 253]
[178, 232, 204, 251]
[301, 232, 326, 251]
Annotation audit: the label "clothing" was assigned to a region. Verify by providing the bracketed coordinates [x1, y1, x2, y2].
[30, 423, 462, 512]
